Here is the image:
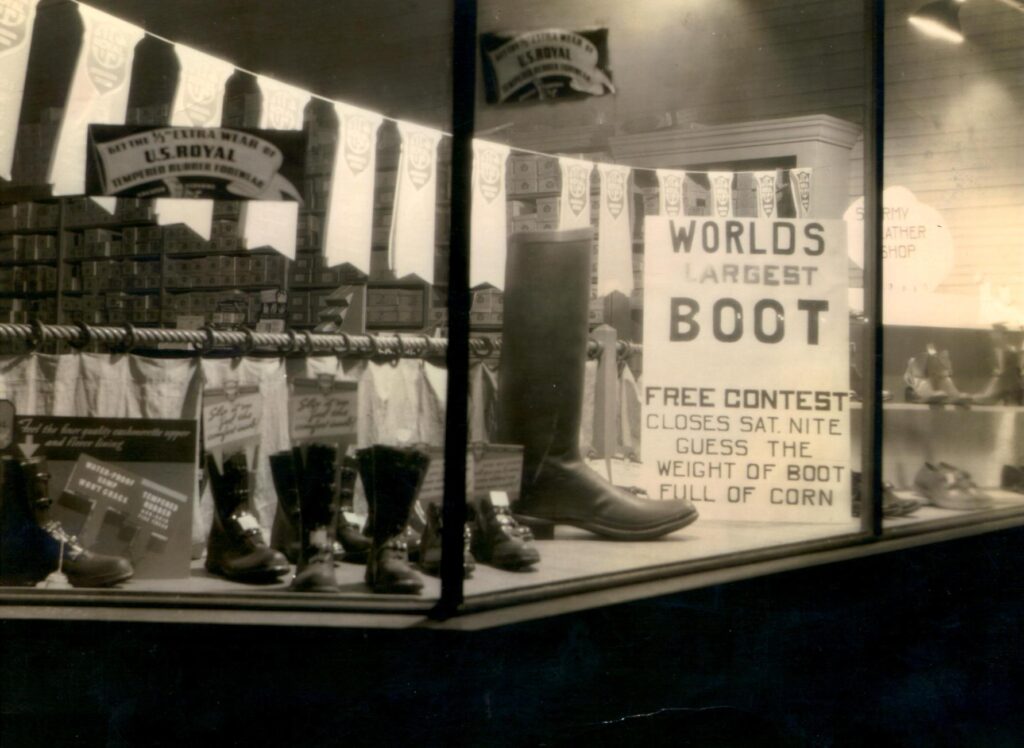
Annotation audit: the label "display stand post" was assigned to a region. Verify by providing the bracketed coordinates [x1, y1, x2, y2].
[592, 324, 619, 470]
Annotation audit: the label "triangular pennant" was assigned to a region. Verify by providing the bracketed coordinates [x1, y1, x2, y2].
[390, 121, 442, 282]
[0, 0, 41, 181]
[469, 139, 510, 288]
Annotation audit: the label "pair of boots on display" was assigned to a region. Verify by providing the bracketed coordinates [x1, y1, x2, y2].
[0, 455, 133, 588]
[415, 494, 541, 577]
[498, 229, 699, 541]
[271, 443, 433, 595]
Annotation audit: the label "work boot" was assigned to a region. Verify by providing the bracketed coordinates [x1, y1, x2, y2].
[269, 450, 302, 564]
[335, 454, 371, 564]
[418, 502, 474, 578]
[205, 452, 289, 583]
[357, 445, 428, 595]
[497, 229, 698, 540]
[291, 444, 340, 593]
[471, 495, 540, 570]
[0, 456, 133, 588]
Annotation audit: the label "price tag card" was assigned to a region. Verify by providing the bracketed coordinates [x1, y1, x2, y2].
[288, 377, 358, 445]
[470, 444, 523, 503]
[203, 383, 262, 456]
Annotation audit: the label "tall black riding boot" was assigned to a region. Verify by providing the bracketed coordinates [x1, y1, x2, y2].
[0, 456, 133, 587]
[205, 452, 289, 583]
[357, 445, 428, 595]
[269, 450, 302, 564]
[498, 229, 698, 540]
[291, 444, 341, 592]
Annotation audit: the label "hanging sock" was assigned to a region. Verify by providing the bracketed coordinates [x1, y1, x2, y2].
[596, 163, 634, 296]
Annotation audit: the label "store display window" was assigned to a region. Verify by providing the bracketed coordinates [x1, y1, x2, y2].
[0, 0, 1021, 625]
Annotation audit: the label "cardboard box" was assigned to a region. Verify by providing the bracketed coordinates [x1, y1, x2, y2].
[508, 176, 538, 196]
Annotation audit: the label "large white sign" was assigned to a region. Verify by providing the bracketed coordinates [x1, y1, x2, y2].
[641, 216, 851, 523]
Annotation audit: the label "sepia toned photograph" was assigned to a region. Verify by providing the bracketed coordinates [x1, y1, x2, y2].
[1, 0, 1022, 744]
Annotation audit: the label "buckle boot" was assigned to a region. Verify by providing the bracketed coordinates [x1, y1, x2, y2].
[471, 495, 540, 570]
[205, 452, 289, 583]
[357, 445, 427, 595]
[291, 444, 340, 593]
[498, 229, 698, 540]
[1, 456, 133, 588]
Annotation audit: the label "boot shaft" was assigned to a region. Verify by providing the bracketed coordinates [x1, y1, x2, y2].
[206, 453, 251, 520]
[357, 445, 430, 543]
[498, 228, 594, 468]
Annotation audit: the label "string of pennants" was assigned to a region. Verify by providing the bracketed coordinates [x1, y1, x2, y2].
[0, 0, 814, 295]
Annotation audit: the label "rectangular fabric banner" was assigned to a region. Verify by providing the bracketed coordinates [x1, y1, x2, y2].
[155, 44, 236, 240]
[558, 156, 594, 230]
[322, 102, 384, 273]
[640, 215, 851, 524]
[707, 171, 734, 218]
[48, 4, 145, 196]
[596, 163, 633, 295]
[0, 0, 40, 180]
[790, 167, 813, 218]
[656, 168, 686, 219]
[752, 170, 779, 219]
[390, 121, 442, 283]
[469, 139, 510, 288]
[239, 75, 310, 259]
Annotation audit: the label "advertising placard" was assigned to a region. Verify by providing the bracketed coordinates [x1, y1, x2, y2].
[641, 216, 851, 523]
[202, 383, 262, 459]
[86, 124, 306, 201]
[7, 415, 198, 578]
[480, 28, 615, 104]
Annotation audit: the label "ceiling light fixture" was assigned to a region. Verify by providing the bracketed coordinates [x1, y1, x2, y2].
[909, 0, 966, 43]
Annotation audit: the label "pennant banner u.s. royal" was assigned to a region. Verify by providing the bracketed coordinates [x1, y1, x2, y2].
[790, 167, 813, 218]
[240, 75, 311, 259]
[656, 168, 686, 219]
[597, 163, 634, 295]
[481, 28, 615, 104]
[470, 139, 510, 288]
[753, 170, 779, 219]
[0, 0, 40, 181]
[49, 4, 145, 196]
[558, 156, 594, 231]
[323, 101, 383, 273]
[155, 43, 236, 240]
[708, 171, 734, 218]
[390, 121, 443, 283]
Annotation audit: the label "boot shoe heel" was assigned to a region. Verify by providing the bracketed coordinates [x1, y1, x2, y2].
[512, 514, 555, 540]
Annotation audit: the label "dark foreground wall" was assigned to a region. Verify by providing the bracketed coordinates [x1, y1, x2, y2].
[4, 527, 1024, 747]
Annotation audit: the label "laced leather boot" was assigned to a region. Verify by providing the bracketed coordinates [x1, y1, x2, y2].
[269, 450, 302, 564]
[205, 452, 289, 583]
[0, 456, 133, 587]
[357, 445, 428, 595]
[471, 495, 540, 570]
[498, 229, 698, 540]
[291, 444, 341, 593]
